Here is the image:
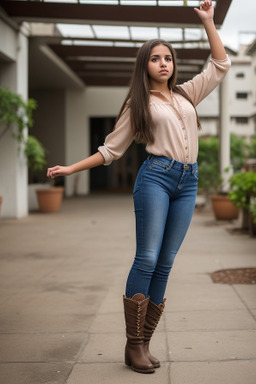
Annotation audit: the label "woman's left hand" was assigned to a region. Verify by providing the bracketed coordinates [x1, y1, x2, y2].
[194, 1, 214, 22]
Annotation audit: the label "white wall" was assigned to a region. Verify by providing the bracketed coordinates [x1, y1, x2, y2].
[196, 54, 256, 139]
[0, 20, 28, 218]
[30, 89, 66, 178]
[230, 62, 254, 117]
[65, 86, 128, 196]
[0, 20, 16, 62]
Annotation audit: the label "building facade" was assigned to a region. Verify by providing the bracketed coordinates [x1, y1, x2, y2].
[0, 10, 255, 217]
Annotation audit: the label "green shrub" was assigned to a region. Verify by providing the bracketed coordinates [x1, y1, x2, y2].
[198, 134, 254, 194]
[230, 133, 249, 171]
[248, 136, 256, 159]
[0, 87, 46, 171]
[197, 136, 221, 194]
[229, 172, 256, 210]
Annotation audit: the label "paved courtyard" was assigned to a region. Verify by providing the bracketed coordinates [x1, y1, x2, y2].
[0, 195, 255, 384]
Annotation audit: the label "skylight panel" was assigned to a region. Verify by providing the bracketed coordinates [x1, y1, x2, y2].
[187, 1, 201, 6]
[130, 27, 158, 40]
[57, 24, 94, 38]
[159, 1, 184, 5]
[114, 42, 136, 47]
[74, 40, 113, 46]
[93, 25, 130, 39]
[185, 28, 203, 40]
[160, 28, 182, 41]
[44, 0, 78, 3]
[80, 1, 118, 4]
[120, 1, 157, 5]
[159, 1, 201, 5]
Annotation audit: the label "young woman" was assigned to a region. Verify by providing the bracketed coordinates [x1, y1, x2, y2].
[48, 1, 231, 374]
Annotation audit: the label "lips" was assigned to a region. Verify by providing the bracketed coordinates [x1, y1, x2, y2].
[159, 70, 168, 74]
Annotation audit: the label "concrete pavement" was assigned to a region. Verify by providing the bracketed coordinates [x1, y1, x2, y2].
[0, 195, 255, 384]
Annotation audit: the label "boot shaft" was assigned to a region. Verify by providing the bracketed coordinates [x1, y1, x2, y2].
[123, 293, 149, 342]
[144, 299, 166, 342]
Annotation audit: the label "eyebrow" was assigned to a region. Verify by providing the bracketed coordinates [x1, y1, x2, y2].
[150, 54, 172, 58]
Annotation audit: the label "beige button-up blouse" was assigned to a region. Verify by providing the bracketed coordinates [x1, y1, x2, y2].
[98, 56, 231, 165]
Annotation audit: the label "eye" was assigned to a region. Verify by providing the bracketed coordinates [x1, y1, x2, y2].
[151, 57, 158, 62]
[166, 57, 172, 62]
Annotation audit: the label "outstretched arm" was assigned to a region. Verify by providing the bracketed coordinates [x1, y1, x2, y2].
[194, 1, 227, 60]
[47, 151, 105, 179]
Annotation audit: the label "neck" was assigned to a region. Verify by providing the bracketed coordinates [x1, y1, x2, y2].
[150, 81, 170, 94]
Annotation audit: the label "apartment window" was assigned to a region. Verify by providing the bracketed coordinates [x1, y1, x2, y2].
[236, 72, 245, 78]
[236, 92, 248, 99]
[235, 117, 248, 124]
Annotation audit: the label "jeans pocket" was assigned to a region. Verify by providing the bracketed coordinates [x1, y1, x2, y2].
[149, 160, 169, 172]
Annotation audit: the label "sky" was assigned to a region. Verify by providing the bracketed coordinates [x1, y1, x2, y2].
[218, 0, 256, 51]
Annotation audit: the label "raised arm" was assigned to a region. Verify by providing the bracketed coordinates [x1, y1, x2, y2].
[194, 1, 227, 60]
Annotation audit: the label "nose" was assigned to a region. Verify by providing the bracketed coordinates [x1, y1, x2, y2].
[160, 58, 167, 67]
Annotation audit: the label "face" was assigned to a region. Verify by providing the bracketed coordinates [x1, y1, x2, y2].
[147, 44, 174, 88]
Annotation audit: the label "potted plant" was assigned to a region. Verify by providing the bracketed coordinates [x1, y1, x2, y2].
[0, 87, 63, 213]
[197, 136, 239, 220]
[210, 166, 240, 221]
[198, 134, 255, 221]
[36, 183, 64, 213]
[229, 172, 256, 236]
[211, 190, 240, 220]
[0, 87, 46, 216]
[0, 87, 46, 169]
[197, 136, 220, 197]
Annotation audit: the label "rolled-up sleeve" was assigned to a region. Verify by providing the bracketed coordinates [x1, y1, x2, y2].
[98, 107, 134, 166]
[179, 55, 231, 106]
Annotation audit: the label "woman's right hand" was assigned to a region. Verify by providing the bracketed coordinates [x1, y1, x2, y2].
[47, 165, 73, 179]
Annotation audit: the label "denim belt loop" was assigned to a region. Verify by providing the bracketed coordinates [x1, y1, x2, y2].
[167, 159, 175, 171]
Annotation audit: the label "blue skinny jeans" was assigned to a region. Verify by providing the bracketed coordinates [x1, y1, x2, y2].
[125, 155, 198, 305]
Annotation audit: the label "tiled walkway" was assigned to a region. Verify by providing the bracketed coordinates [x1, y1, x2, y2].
[0, 195, 255, 384]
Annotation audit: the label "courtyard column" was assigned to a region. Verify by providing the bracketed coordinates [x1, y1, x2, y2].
[219, 70, 231, 192]
[0, 21, 29, 218]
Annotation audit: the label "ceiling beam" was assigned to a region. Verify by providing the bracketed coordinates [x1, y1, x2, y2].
[80, 72, 197, 87]
[49, 44, 211, 61]
[68, 61, 135, 72]
[214, 0, 233, 24]
[0, 1, 226, 27]
[80, 75, 131, 87]
[35, 35, 209, 46]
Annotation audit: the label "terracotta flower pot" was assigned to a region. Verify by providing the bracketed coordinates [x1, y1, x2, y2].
[36, 187, 64, 213]
[211, 194, 239, 220]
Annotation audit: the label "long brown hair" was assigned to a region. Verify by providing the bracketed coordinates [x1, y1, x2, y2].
[116, 39, 201, 144]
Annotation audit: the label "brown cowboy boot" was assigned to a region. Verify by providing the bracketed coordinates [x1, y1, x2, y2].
[143, 299, 166, 368]
[123, 293, 155, 374]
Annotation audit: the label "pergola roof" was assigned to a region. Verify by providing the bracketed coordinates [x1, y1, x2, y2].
[0, 0, 233, 87]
